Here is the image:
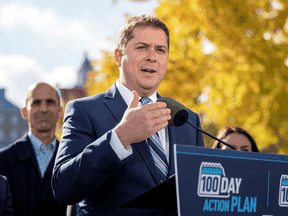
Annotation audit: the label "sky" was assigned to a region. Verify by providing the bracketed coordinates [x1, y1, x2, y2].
[0, 0, 159, 108]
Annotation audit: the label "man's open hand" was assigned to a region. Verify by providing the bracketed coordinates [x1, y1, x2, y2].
[115, 91, 171, 148]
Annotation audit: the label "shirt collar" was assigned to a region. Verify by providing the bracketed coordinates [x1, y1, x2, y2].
[116, 80, 158, 105]
[28, 131, 56, 151]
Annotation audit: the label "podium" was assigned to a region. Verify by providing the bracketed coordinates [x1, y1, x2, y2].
[123, 145, 288, 215]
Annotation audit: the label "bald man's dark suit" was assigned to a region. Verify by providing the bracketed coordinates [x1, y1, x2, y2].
[0, 135, 66, 216]
[52, 83, 204, 215]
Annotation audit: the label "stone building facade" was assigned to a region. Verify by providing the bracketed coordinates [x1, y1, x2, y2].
[0, 89, 28, 148]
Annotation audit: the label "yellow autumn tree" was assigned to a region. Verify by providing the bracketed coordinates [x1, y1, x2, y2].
[87, 0, 288, 153]
[154, 0, 288, 153]
[86, 51, 119, 96]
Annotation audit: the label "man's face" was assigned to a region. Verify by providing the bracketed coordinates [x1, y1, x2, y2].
[22, 84, 62, 136]
[115, 26, 169, 96]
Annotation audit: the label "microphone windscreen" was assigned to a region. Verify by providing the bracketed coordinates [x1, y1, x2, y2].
[157, 97, 189, 127]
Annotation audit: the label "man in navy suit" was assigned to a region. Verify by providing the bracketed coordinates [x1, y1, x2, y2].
[52, 15, 204, 215]
[0, 83, 67, 216]
[0, 174, 13, 216]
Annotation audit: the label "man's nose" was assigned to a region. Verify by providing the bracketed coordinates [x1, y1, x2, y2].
[146, 48, 156, 62]
[39, 103, 48, 112]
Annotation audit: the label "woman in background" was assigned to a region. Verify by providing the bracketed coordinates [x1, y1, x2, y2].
[212, 126, 259, 152]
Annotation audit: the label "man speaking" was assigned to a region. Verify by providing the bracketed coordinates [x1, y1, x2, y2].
[52, 15, 204, 216]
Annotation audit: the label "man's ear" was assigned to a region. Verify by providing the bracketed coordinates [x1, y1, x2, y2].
[114, 48, 122, 67]
[21, 107, 28, 120]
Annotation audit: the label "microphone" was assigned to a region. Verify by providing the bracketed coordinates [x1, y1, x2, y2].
[157, 97, 236, 151]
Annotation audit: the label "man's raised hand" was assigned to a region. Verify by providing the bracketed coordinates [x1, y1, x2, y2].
[115, 91, 171, 148]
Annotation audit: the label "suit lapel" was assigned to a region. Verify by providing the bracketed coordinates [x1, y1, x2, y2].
[157, 94, 176, 177]
[167, 125, 192, 176]
[167, 126, 176, 176]
[104, 83, 128, 124]
[17, 135, 42, 179]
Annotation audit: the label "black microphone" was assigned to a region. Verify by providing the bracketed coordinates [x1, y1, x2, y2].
[157, 97, 236, 151]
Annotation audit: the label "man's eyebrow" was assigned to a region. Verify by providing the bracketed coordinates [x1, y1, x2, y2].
[155, 45, 168, 50]
[134, 42, 148, 46]
[134, 42, 168, 50]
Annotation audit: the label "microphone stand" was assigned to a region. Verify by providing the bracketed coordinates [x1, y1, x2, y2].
[157, 96, 237, 151]
[185, 121, 236, 151]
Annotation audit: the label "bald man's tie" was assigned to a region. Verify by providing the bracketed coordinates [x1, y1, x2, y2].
[140, 97, 168, 181]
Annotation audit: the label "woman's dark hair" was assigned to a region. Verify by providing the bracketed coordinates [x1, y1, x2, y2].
[212, 126, 259, 152]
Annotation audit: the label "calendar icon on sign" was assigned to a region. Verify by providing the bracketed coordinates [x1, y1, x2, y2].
[197, 162, 230, 198]
[279, 174, 288, 207]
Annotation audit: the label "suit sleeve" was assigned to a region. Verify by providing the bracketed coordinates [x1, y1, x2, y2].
[0, 175, 13, 216]
[52, 100, 123, 205]
[5, 176, 13, 216]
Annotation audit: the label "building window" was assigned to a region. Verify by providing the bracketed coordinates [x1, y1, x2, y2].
[11, 114, 18, 126]
[10, 129, 18, 141]
[0, 114, 4, 125]
[0, 128, 4, 141]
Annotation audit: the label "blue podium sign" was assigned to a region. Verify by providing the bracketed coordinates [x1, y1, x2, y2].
[175, 145, 288, 215]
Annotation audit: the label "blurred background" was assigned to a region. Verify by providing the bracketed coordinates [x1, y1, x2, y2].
[1, 0, 287, 154]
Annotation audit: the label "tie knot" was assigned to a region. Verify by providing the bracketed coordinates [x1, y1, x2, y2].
[140, 97, 152, 105]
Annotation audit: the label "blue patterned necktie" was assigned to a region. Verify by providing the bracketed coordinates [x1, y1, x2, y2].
[140, 97, 168, 181]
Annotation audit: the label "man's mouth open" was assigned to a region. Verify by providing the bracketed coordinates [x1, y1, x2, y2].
[141, 69, 156, 73]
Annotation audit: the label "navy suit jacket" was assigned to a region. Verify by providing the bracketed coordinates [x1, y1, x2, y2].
[0, 135, 67, 216]
[52, 83, 204, 215]
[0, 174, 13, 216]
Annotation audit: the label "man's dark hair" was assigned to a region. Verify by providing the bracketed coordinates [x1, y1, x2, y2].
[116, 15, 170, 52]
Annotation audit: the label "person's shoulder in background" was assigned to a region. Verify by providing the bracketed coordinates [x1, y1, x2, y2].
[0, 174, 13, 216]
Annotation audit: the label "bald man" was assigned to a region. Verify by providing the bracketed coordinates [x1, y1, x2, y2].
[0, 82, 66, 216]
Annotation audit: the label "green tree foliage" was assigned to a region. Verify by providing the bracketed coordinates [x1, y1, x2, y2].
[88, 0, 288, 153]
